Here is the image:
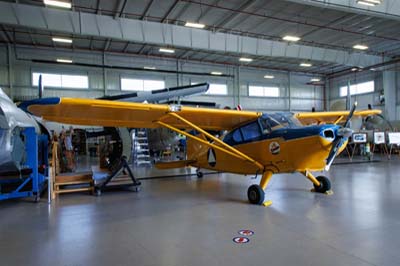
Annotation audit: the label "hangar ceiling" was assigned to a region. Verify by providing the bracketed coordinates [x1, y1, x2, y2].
[0, 0, 399, 75]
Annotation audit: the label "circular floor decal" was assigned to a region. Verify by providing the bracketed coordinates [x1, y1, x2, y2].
[238, 230, 254, 236]
[233, 237, 250, 244]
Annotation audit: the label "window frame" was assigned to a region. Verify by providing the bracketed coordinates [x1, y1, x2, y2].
[340, 81, 374, 97]
[120, 77, 165, 92]
[248, 85, 280, 97]
[32, 72, 89, 89]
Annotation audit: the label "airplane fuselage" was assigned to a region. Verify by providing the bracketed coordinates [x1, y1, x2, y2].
[187, 123, 348, 175]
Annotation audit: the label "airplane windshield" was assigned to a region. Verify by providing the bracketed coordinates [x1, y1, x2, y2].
[260, 112, 302, 133]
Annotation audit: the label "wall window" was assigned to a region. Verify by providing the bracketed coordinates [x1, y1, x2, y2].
[191, 82, 228, 95]
[206, 84, 228, 95]
[340, 81, 374, 97]
[121, 78, 165, 91]
[249, 85, 279, 97]
[32, 72, 88, 89]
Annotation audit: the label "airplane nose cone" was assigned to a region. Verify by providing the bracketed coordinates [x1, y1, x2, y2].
[320, 125, 338, 142]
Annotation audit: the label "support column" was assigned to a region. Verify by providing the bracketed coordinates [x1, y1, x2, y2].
[234, 66, 240, 107]
[288, 71, 291, 111]
[7, 44, 13, 100]
[383, 71, 396, 121]
[103, 52, 107, 96]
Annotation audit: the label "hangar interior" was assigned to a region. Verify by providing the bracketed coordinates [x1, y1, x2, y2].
[1, 0, 400, 266]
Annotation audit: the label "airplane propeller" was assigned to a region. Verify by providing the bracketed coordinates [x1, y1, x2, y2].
[325, 102, 357, 170]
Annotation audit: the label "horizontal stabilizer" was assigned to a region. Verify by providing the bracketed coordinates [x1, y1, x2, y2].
[155, 160, 196, 169]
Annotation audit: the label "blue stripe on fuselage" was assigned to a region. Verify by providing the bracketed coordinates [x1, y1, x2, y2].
[224, 124, 340, 146]
[268, 124, 340, 141]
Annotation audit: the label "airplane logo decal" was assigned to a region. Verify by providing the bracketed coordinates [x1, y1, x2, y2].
[207, 148, 216, 167]
[269, 142, 280, 155]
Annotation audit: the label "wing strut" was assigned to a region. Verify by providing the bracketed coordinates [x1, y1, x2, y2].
[156, 112, 265, 171]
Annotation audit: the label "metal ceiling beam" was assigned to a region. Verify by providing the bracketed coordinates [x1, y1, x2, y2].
[141, 0, 154, 19]
[196, 0, 221, 21]
[213, 0, 258, 28]
[161, 0, 180, 23]
[0, 1, 384, 67]
[114, 0, 128, 18]
[285, 0, 400, 20]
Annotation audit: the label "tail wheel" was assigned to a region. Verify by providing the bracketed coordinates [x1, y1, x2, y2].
[247, 185, 265, 205]
[313, 176, 331, 193]
[196, 170, 203, 178]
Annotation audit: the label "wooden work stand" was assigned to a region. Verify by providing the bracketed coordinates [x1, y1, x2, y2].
[50, 142, 94, 199]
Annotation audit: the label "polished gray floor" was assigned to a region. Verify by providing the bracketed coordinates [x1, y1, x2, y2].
[1, 159, 400, 266]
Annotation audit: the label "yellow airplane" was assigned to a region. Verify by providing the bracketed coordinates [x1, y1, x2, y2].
[21, 97, 380, 205]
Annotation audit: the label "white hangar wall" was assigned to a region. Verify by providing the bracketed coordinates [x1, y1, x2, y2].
[0, 44, 324, 113]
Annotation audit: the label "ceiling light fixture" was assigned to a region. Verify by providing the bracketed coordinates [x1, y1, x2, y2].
[300, 62, 312, 67]
[356, 0, 382, 7]
[56, 58, 72, 63]
[310, 78, 321, 82]
[52, 37, 72, 43]
[211, 72, 223, 76]
[185, 22, 206, 29]
[159, 48, 175, 53]
[43, 0, 72, 9]
[144, 66, 156, 70]
[239, 57, 253, 62]
[282, 35, 301, 42]
[264, 75, 274, 79]
[353, 44, 369, 50]
[351, 67, 358, 71]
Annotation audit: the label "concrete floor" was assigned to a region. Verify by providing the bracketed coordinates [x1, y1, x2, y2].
[1, 159, 400, 266]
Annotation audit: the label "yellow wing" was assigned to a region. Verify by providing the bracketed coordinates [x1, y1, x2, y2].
[295, 109, 382, 125]
[26, 98, 261, 131]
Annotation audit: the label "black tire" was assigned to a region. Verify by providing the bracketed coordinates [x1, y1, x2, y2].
[247, 185, 265, 205]
[196, 171, 203, 178]
[313, 176, 331, 193]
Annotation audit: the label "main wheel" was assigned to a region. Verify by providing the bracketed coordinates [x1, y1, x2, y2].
[247, 185, 265, 205]
[313, 176, 331, 193]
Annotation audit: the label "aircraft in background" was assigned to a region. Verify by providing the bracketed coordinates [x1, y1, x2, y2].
[22, 97, 380, 205]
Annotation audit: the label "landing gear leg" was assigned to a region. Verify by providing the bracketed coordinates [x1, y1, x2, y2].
[247, 171, 273, 206]
[303, 171, 332, 194]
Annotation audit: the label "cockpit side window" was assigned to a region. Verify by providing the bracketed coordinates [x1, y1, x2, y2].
[241, 121, 262, 141]
[232, 129, 243, 143]
[260, 116, 282, 133]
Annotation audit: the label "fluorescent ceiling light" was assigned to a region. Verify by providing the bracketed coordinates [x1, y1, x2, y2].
[300, 62, 312, 67]
[185, 22, 205, 29]
[356, 0, 382, 6]
[282, 35, 301, 42]
[144, 66, 156, 70]
[353, 44, 369, 50]
[351, 67, 358, 71]
[211, 71, 223, 76]
[44, 0, 72, 9]
[264, 75, 274, 79]
[239, 57, 253, 62]
[56, 58, 72, 63]
[311, 78, 321, 82]
[159, 48, 175, 53]
[52, 37, 72, 44]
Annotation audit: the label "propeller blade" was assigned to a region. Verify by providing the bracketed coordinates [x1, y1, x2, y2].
[325, 138, 342, 170]
[326, 102, 357, 170]
[343, 101, 357, 128]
